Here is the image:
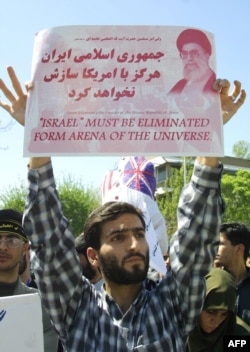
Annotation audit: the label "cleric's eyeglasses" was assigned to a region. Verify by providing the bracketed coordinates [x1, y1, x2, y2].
[179, 49, 204, 60]
[0, 236, 25, 248]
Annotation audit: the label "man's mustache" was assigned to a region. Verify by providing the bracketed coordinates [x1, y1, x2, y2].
[122, 252, 146, 264]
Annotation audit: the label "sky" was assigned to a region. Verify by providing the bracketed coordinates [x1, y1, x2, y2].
[0, 0, 249, 193]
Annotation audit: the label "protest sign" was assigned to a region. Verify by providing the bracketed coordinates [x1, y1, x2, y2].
[24, 25, 223, 156]
[0, 293, 43, 352]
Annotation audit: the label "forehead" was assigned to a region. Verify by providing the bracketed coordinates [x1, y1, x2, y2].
[181, 42, 205, 52]
[219, 232, 231, 245]
[101, 213, 144, 237]
[203, 309, 228, 315]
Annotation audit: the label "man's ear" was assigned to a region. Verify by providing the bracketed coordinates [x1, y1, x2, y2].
[86, 247, 99, 267]
[22, 242, 30, 256]
[237, 243, 245, 257]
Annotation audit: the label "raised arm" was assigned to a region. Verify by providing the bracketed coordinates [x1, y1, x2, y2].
[0, 66, 50, 168]
[168, 78, 246, 333]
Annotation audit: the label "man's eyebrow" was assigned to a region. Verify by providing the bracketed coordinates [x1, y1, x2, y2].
[106, 227, 145, 238]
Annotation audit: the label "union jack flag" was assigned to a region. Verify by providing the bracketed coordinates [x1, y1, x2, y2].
[101, 156, 156, 202]
[119, 156, 156, 199]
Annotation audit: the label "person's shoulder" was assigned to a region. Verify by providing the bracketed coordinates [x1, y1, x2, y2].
[15, 278, 39, 295]
[239, 269, 250, 286]
[235, 316, 250, 335]
[246, 268, 250, 280]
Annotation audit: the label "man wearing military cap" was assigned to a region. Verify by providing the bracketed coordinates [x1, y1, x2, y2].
[0, 209, 27, 242]
[0, 208, 58, 352]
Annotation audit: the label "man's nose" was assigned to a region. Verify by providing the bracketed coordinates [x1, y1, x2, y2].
[127, 234, 139, 250]
[0, 239, 8, 249]
[211, 316, 222, 328]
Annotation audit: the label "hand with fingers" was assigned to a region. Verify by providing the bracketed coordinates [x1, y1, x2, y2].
[0, 66, 32, 126]
[213, 79, 246, 125]
[0, 66, 50, 169]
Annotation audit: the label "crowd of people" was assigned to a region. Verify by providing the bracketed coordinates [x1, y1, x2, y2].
[0, 44, 249, 351]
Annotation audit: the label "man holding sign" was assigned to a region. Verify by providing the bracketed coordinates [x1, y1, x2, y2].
[0, 66, 246, 351]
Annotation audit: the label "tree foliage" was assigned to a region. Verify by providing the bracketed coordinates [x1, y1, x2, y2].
[221, 169, 250, 224]
[1, 163, 249, 241]
[156, 162, 250, 240]
[0, 184, 27, 210]
[232, 140, 250, 159]
[156, 159, 193, 238]
[57, 176, 101, 235]
[0, 176, 101, 237]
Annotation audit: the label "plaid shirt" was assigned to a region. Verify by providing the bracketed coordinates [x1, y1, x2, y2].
[24, 160, 223, 351]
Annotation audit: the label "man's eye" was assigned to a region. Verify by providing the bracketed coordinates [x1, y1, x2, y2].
[111, 234, 122, 241]
[206, 310, 216, 315]
[136, 232, 145, 239]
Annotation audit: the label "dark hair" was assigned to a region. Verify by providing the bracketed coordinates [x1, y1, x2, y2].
[75, 233, 87, 256]
[84, 201, 146, 250]
[220, 222, 250, 261]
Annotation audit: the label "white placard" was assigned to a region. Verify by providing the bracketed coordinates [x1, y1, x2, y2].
[0, 293, 43, 352]
[24, 25, 223, 157]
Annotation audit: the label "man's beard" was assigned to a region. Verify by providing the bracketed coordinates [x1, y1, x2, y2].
[99, 251, 149, 285]
[82, 262, 97, 281]
[183, 61, 208, 83]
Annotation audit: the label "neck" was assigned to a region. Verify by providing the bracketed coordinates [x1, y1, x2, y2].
[105, 281, 142, 313]
[0, 273, 19, 284]
[20, 271, 31, 285]
[91, 271, 103, 285]
[227, 263, 248, 284]
[0, 268, 19, 284]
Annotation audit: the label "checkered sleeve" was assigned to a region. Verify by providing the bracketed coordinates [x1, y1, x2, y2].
[169, 160, 224, 333]
[23, 161, 83, 344]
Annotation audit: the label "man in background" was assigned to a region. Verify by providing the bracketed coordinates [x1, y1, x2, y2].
[75, 232, 103, 291]
[0, 208, 58, 351]
[214, 222, 250, 327]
